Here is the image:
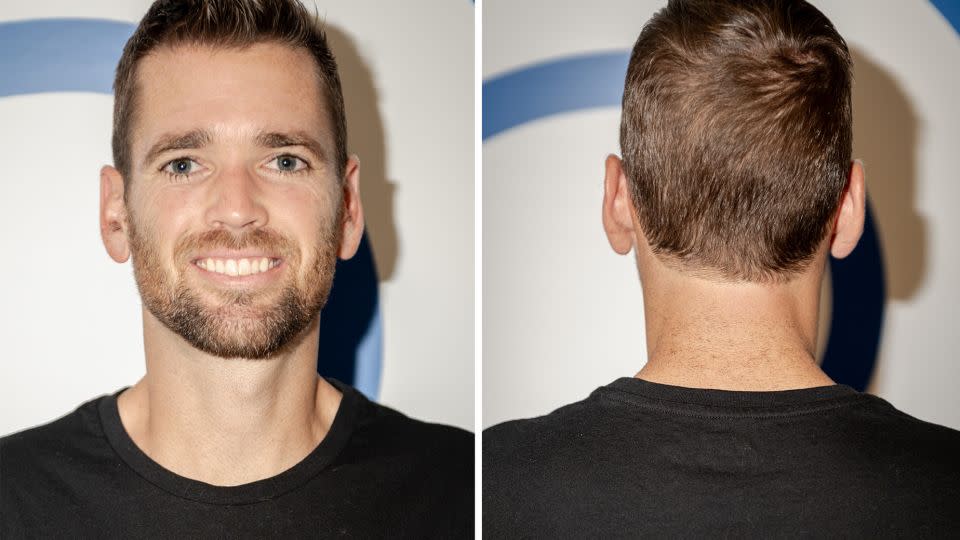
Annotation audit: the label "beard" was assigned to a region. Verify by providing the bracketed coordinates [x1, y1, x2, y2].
[127, 210, 341, 360]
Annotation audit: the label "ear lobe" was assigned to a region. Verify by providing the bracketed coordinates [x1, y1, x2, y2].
[337, 155, 365, 260]
[830, 159, 866, 259]
[100, 166, 130, 263]
[602, 154, 636, 255]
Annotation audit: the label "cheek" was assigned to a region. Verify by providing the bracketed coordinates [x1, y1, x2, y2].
[272, 191, 341, 275]
[275, 184, 340, 232]
[130, 188, 199, 259]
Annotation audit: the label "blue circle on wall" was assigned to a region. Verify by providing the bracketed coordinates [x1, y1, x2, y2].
[0, 18, 383, 399]
[483, 51, 886, 391]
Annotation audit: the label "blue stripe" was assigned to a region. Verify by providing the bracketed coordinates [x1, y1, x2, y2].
[483, 52, 629, 140]
[0, 19, 134, 97]
[931, 0, 960, 36]
[354, 298, 384, 399]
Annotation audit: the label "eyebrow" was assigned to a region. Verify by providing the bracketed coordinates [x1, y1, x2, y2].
[142, 129, 329, 167]
[256, 131, 329, 164]
[143, 129, 212, 167]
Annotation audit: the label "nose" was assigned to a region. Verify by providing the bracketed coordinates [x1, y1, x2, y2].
[203, 165, 269, 231]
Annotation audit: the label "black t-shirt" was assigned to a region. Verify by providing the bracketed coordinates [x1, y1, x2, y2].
[484, 378, 960, 538]
[1, 380, 473, 538]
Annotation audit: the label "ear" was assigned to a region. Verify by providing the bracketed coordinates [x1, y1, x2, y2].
[100, 166, 130, 263]
[830, 159, 866, 259]
[337, 155, 365, 260]
[602, 154, 636, 255]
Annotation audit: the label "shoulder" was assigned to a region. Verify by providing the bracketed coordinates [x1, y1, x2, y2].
[482, 393, 608, 536]
[865, 395, 960, 439]
[850, 394, 960, 468]
[341, 391, 474, 533]
[1, 394, 110, 467]
[1, 394, 115, 525]
[330, 380, 473, 492]
[484, 391, 602, 463]
[351, 394, 473, 465]
[483, 391, 609, 505]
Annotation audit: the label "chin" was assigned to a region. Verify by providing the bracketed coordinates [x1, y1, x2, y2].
[184, 326, 296, 360]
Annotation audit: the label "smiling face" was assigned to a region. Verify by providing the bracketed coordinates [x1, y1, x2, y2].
[103, 42, 362, 359]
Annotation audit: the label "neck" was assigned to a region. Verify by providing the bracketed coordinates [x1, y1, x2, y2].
[117, 310, 342, 486]
[636, 252, 834, 391]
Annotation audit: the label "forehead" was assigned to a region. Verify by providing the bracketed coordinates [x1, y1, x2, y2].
[131, 42, 331, 159]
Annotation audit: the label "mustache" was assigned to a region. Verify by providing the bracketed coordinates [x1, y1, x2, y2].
[173, 228, 297, 261]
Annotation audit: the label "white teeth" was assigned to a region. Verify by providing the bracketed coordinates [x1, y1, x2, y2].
[196, 257, 279, 276]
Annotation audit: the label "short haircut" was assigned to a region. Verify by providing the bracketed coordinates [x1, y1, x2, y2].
[112, 0, 347, 185]
[619, 0, 853, 282]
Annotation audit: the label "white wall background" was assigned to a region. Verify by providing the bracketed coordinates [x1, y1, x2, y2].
[0, 0, 474, 434]
[483, 0, 960, 429]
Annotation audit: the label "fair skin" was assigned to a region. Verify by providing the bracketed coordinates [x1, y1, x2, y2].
[602, 155, 866, 391]
[99, 43, 364, 486]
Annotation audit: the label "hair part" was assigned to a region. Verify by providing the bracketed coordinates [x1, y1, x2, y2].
[620, 0, 853, 283]
[112, 0, 347, 187]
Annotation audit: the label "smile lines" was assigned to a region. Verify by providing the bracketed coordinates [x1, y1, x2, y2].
[194, 257, 281, 276]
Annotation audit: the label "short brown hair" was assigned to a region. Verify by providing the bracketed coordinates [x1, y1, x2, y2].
[620, 0, 852, 282]
[112, 0, 347, 184]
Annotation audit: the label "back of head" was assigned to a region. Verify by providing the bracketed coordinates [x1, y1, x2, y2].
[620, 0, 852, 283]
[112, 0, 347, 185]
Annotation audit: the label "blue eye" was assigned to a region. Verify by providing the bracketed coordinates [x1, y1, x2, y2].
[163, 158, 198, 177]
[278, 156, 297, 171]
[271, 155, 307, 173]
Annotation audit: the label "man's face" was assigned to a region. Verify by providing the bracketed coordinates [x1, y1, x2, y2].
[122, 42, 345, 359]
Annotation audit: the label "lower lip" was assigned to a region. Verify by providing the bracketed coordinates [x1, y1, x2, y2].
[190, 261, 284, 285]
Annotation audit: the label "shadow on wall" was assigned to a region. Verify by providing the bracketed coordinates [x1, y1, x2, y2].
[316, 23, 398, 386]
[847, 46, 925, 392]
[849, 46, 925, 302]
[811, 47, 923, 391]
[326, 24, 400, 281]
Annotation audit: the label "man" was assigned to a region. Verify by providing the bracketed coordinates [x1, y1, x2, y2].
[1, 1, 471, 537]
[484, 0, 960, 536]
